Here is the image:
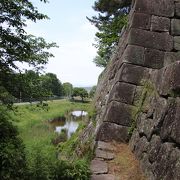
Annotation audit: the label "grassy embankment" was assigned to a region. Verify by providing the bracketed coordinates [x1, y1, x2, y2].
[9, 99, 94, 179]
[11, 99, 92, 159]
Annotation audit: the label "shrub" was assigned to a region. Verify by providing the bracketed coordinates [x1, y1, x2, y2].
[26, 144, 90, 180]
[0, 106, 28, 180]
[54, 159, 90, 180]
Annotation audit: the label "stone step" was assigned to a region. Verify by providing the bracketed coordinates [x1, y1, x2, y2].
[97, 141, 115, 151]
[95, 149, 114, 160]
[90, 159, 108, 175]
[91, 174, 117, 180]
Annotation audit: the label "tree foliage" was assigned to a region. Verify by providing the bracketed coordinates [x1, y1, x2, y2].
[88, 0, 131, 67]
[41, 73, 63, 97]
[0, 0, 58, 179]
[0, 0, 58, 105]
[72, 87, 88, 102]
[62, 82, 73, 98]
[6, 71, 64, 102]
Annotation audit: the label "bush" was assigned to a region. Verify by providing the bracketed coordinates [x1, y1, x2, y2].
[27, 146, 51, 180]
[27, 145, 90, 180]
[54, 159, 90, 180]
[0, 107, 28, 180]
[0, 104, 91, 180]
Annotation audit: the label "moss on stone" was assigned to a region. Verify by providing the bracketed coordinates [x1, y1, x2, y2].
[129, 80, 156, 136]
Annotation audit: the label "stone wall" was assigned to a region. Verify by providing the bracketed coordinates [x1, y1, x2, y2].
[94, 0, 180, 179]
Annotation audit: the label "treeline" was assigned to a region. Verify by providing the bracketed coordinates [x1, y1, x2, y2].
[5, 70, 96, 103]
[6, 70, 70, 103]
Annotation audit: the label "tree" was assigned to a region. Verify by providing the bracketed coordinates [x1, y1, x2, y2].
[0, 1, 57, 179]
[72, 88, 88, 102]
[20, 70, 53, 102]
[41, 73, 63, 97]
[0, 0, 57, 105]
[7, 71, 63, 102]
[62, 82, 73, 98]
[88, 0, 131, 67]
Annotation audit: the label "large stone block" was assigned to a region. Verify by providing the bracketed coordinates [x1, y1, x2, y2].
[164, 52, 180, 66]
[145, 96, 168, 134]
[151, 15, 170, 32]
[129, 129, 140, 152]
[133, 86, 144, 106]
[148, 135, 161, 163]
[128, 28, 173, 51]
[95, 122, 129, 142]
[151, 68, 164, 90]
[166, 148, 180, 180]
[108, 82, 136, 104]
[103, 101, 133, 126]
[161, 98, 180, 144]
[108, 61, 118, 80]
[153, 97, 168, 130]
[174, 36, 180, 50]
[171, 19, 180, 35]
[133, 136, 149, 160]
[131, 12, 151, 30]
[122, 45, 144, 66]
[153, 143, 174, 179]
[157, 61, 180, 96]
[116, 63, 150, 85]
[137, 113, 155, 140]
[144, 48, 164, 69]
[140, 153, 154, 179]
[175, 3, 180, 17]
[134, 0, 174, 17]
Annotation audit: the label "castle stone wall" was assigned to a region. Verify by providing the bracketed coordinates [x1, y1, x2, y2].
[94, 0, 180, 179]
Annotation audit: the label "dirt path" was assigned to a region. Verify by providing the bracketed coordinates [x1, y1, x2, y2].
[90, 141, 146, 180]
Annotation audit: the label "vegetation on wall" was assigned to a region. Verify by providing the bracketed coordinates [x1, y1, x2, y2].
[129, 81, 156, 136]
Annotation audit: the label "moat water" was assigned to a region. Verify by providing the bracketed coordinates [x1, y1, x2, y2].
[49, 110, 88, 139]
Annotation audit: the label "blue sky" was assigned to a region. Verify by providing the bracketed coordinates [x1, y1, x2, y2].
[27, 0, 102, 87]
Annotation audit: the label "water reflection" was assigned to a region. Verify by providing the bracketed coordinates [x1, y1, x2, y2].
[71, 111, 88, 117]
[55, 121, 79, 138]
[49, 110, 88, 139]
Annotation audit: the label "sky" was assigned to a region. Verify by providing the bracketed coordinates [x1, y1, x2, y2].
[26, 0, 103, 87]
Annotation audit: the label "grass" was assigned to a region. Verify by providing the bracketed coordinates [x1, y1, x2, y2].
[10, 99, 92, 160]
[108, 143, 147, 180]
[58, 122, 94, 162]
